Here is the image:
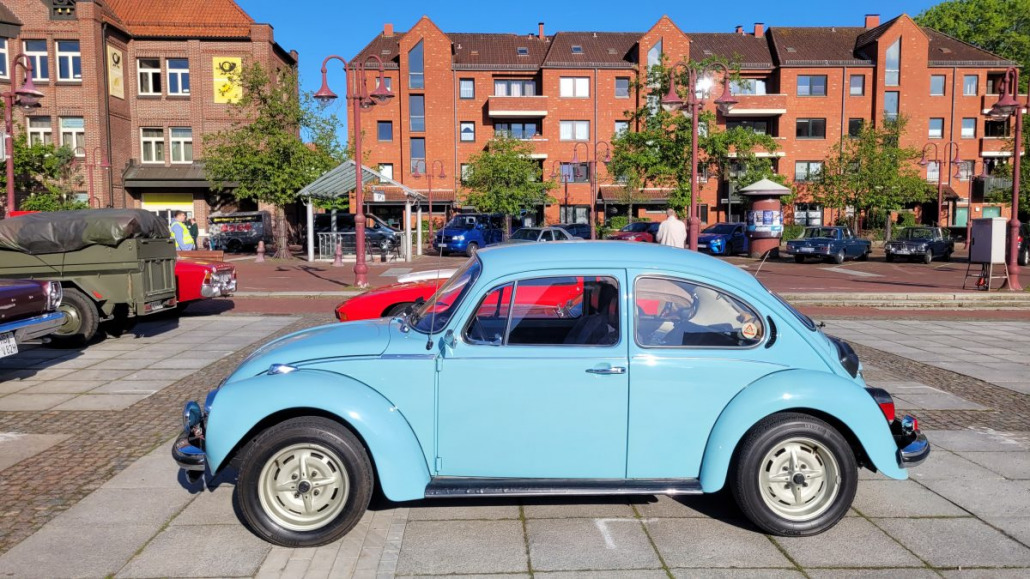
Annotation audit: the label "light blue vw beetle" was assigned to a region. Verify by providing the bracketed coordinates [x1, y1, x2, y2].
[173, 242, 928, 547]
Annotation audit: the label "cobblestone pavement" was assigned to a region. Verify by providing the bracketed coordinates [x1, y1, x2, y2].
[0, 314, 1028, 578]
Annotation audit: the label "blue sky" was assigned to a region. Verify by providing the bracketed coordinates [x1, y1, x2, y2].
[236, 0, 943, 136]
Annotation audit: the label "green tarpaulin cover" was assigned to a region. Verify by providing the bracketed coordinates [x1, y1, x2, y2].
[0, 209, 170, 255]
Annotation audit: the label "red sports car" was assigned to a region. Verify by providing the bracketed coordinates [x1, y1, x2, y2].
[607, 221, 659, 242]
[175, 258, 237, 309]
[335, 278, 442, 321]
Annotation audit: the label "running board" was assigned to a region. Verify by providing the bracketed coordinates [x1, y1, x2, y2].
[424, 477, 703, 498]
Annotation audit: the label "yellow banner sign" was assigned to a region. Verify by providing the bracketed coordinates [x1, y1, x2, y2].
[213, 57, 242, 103]
[107, 46, 124, 99]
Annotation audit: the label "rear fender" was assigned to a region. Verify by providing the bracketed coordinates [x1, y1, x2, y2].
[699, 369, 905, 492]
[204, 369, 431, 501]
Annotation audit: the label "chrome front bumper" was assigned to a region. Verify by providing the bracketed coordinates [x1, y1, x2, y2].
[1, 311, 66, 343]
[894, 415, 930, 468]
[171, 400, 207, 481]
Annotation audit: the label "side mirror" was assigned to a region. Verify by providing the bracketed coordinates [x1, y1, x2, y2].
[444, 329, 457, 349]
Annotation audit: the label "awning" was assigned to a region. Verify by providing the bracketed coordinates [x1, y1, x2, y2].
[599, 186, 670, 204]
[297, 160, 425, 202]
[123, 163, 215, 189]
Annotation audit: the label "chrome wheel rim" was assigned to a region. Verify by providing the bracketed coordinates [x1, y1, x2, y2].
[57, 303, 82, 336]
[258, 443, 350, 532]
[758, 437, 841, 522]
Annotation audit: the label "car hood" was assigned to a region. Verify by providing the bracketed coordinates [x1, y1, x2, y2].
[358, 279, 440, 299]
[698, 233, 730, 242]
[227, 319, 391, 382]
[886, 239, 928, 246]
[436, 227, 474, 237]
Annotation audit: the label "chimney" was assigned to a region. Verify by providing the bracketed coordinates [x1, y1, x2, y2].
[538, 22, 545, 40]
[735, 25, 743, 35]
[384, 23, 394, 37]
[865, 14, 880, 29]
[753, 23, 764, 38]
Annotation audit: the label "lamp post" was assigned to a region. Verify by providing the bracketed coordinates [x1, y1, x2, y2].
[660, 61, 737, 250]
[919, 141, 962, 226]
[3, 54, 44, 216]
[73, 146, 111, 208]
[313, 54, 394, 288]
[412, 159, 446, 242]
[568, 141, 612, 240]
[987, 67, 1027, 291]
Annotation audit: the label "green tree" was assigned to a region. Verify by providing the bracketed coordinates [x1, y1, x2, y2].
[461, 135, 555, 233]
[204, 62, 344, 258]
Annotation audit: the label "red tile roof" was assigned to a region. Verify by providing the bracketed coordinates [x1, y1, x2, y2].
[542, 32, 639, 69]
[689, 33, 773, 69]
[354, 33, 403, 69]
[105, 0, 253, 39]
[452, 33, 551, 70]
[768, 27, 872, 65]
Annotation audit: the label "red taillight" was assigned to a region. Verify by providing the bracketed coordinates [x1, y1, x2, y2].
[867, 387, 895, 422]
[879, 400, 896, 422]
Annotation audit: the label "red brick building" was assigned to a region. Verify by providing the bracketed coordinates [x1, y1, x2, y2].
[0, 0, 296, 232]
[351, 14, 1020, 229]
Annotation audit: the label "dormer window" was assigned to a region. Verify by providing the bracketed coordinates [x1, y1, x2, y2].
[50, 0, 76, 20]
[516, 47, 529, 56]
[571, 45, 583, 54]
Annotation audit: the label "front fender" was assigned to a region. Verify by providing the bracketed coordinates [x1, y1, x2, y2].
[204, 370, 431, 502]
[699, 369, 906, 492]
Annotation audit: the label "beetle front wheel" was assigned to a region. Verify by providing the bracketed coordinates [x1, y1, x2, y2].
[731, 412, 857, 536]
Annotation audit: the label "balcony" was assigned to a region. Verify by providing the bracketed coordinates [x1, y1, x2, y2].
[723, 94, 788, 117]
[981, 94, 1029, 115]
[981, 138, 1013, 157]
[488, 95, 550, 118]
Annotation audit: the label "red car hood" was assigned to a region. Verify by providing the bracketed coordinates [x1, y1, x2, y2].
[176, 258, 235, 273]
[335, 279, 443, 321]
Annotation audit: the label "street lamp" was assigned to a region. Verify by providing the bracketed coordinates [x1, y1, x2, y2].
[569, 141, 612, 240]
[73, 146, 111, 208]
[919, 141, 962, 226]
[313, 54, 394, 288]
[3, 54, 44, 215]
[411, 159, 446, 242]
[987, 67, 1027, 291]
[660, 61, 737, 250]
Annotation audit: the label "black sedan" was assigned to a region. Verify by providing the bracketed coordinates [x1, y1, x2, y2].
[884, 227, 953, 264]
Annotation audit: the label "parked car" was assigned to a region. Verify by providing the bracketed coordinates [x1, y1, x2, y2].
[432, 214, 504, 256]
[884, 227, 954, 264]
[607, 221, 659, 242]
[174, 242, 928, 547]
[1018, 223, 1030, 266]
[698, 222, 749, 255]
[505, 227, 577, 243]
[556, 222, 591, 239]
[785, 226, 871, 264]
[175, 258, 238, 311]
[208, 211, 274, 253]
[0, 279, 64, 358]
[313, 213, 400, 253]
[335, 278, 443, 321]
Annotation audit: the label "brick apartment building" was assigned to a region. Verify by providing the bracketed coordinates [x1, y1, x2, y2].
[0, 0, 296, 231]
[350, 13, 1021, 229]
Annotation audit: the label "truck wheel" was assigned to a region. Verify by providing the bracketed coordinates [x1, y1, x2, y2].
[226, 239, 243, 253]
[48, 288, 99, 348]
[731, 412, 857, 537]
[236, 416, 373, 548]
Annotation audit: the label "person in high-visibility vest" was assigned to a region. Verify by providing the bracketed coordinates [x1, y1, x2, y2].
[170, 211, 196, 250]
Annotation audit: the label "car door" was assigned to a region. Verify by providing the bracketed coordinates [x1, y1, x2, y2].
[732, 225, 746, 253]
[436, 270, 630, 478]
[626, 272, 789, 478]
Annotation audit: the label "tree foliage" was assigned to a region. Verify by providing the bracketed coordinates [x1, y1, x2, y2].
[204, 62, 344, 258]
[461, 135, 555, 232]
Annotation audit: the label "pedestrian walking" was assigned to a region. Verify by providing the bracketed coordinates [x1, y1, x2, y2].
[170, 211, 196, 250]
[187, 217, 200, 246]
[656, 208, 687, 248]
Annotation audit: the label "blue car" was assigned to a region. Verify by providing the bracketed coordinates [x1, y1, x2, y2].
[173, 242, 928, 547]
[785, 226, 872, 264]
[432, 214, 504, 256]
[698, 222, 749, 255]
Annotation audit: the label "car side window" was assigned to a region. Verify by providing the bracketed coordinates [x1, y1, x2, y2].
[541, 230, 554, 241]
[464, 283, 513, 345]
[635, 277, 764, 348]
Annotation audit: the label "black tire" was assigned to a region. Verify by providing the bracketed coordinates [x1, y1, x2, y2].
[794, 255, 805, 264]
[923, 251, 933, 265]
[465, 242, 480, 257]
[1019, 246, 1029, 267]
[47, 287, 99, 348]
[383, 302, 414, 317]
[857, 250, 869, 262]
[236, 416, 374, 548]
[943, 250, 953, 263]
[226, 239, 243, 253]
[833, 250, 845, 265]
[731, 412, 858, 537]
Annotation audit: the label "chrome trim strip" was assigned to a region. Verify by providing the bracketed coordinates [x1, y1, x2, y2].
[380, 354, 437, 360]
[424, 477, 703, 498]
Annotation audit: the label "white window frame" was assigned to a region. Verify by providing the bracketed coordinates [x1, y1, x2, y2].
[615, 77, 630, 98]
[59, 117, 85, 154]
[957, 161, 974, 181]
[794, 161, 823, 182]
[559, 77, 589, 98]
[459, 78, 474, 99]
[141, 128, 165, 163]
[963, 75, 978, 96]
[614, 120, 629, 136]
[167, 58, 190, 95]
[138, 58, 161, 95]
[170, 127, 193, 163]
[378, 163, 394, 179]
[849, 75, 864, 96]
[560, 120, 589, 141]
[23, 40, 48, 81]
[460, 121, 475, 142]
[0, 38, 8, 79]
[928, 118, 944, 139]
[926, 161, 940, 183]
[28, 117, 52, 146]
[885, 39, 900, 87]
[961, 117, 976, 139]
[930, 75, 946, 96]
[56, 40, 81, 82]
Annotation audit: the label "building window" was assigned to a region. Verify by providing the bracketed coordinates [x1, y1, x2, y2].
[926, 161, 940, 183]
[375, 76, 392, 91]
[930, 75, 946, 96]
[849, 75, 864, 96]
[730, 79, 767, 95]
[167, 59, 190, 95]
[885, 39, 900, 86]
[409, 95, 425, 132]
[796, 75, 827, 96]
[560, 77, 589, 98]
[848, 118, 864, 138]
[727, 119, 768, 134]
[141, 128, 165, 163]
[460, 164, 471, 184]
[987, 73, 1005, 94]
[138, 58, 161, 95]
[559, 120, 589, 141]
[0, 39, 7, 78]
[56, 40, 80, 81]
[493, 79, 536, 96]
[460, 121, 475, 142]
[794, 202, 824, 226]
[377, 121, 393, 142]
[59, 117, 85, 153]
[928, 118, 944, 139]
[408, 40, 424, 89]
[614, 120, 629, 136]
[24, 40, 48, 80]
[615, 77, 630, 98]
[957, 161, 974, 181]
[796, 118, 826, 139]
[961, 117, 976, 139]
[410, 138, 426, 173]
[883, 91, 899, 121]
[795, 161, 823, 182]
[560, 162, 590, 183]
[459, 78, 474, 99]
[985, 119, 1010, 138]
[647, 39, 662, 69]
[170, 127, 193, 163]
[28, 117, 52, 146]
[963, 75, 978, 96]
[378, 163, 393, 180]
[495, 121, 539, 139]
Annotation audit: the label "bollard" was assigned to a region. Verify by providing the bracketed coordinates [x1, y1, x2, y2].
[255, 240, 265, 263]
[333, 241, 344, 267]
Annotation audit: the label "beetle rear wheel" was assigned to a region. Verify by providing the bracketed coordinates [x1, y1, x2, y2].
[731, 412, 856, 536]
[237, 417, 373, 547]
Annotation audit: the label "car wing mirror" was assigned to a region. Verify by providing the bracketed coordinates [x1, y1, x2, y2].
[443, 329, 458, 349]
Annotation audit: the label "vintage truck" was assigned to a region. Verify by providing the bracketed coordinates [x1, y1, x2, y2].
[0, 279, 64, 358]
[0, 209, 178, 346]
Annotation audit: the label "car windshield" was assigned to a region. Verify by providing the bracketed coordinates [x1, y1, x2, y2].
[622, 222, 651, 233]
[899, 228, 932, 240]
[444, 216, 477, 230]
[803, 228, 837, 239]
[410, 257, 481, 334]
[703, 224, 736, 235]
[510, 229, 539, 240]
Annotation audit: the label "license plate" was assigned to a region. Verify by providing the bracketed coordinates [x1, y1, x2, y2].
[698, 244, 708, 249]
[800, 247, 814, 253]
[895, 248, 910, 255]
[0, 332, 17, 359]
[438, 243, 447, 249]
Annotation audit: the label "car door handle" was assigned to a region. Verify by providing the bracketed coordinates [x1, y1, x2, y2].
[586, 366, 626, 375]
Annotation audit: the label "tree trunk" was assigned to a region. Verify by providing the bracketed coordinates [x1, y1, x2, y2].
[885, 213, 893, 241]
[274, 205, 292, 259]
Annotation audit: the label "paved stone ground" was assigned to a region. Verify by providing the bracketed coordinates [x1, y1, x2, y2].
[0, 316, 1028, 578]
